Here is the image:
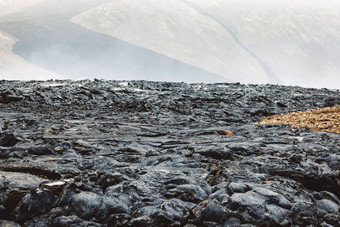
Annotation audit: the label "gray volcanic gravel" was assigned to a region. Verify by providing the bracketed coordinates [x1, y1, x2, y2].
[0, 80, 339, 226]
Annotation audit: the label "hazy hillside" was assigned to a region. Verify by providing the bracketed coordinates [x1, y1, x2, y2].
[0, 29, 59, 80]
[0, 0, 45, 16]
[0, 0, 224, 83]
[72, 0, 340, 88]
[0, 0, 339, 88]
[71, 0, 270, 84]
[0, 0, 54, 79]
[185, 0, 340, 88]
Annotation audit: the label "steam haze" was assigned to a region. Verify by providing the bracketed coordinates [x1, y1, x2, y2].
[0, 0, 339, 88]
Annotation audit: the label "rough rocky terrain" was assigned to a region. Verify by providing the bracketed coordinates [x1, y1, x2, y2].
[0, 80, 339, 226]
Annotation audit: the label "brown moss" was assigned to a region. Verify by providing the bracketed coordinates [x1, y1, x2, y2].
[257, 106, 340, 134]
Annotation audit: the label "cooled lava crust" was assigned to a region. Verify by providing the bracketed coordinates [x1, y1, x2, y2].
[0, 80, 339, 226]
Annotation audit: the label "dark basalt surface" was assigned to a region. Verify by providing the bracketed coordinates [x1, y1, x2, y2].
[0, 80, 339, 227]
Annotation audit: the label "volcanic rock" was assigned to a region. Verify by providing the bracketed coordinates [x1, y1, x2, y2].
[0, 80, 339, 226]
[0, 134, 20, 147]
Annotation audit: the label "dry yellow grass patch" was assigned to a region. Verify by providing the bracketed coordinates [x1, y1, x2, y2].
[257, 106, 340, 134]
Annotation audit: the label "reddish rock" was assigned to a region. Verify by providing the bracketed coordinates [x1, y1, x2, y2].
[220, 130, 235, 136]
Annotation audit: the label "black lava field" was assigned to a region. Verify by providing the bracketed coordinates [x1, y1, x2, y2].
[0, 80, 339, 227]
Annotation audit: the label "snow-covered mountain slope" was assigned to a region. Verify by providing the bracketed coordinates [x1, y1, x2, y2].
[0, 0, 339, 88]
[71, 0, 270, 84]
[184, 0, 340, 88]
[0, 30, 59, 80]
[0, 0, 112, 22]
[0, 0, 224, 83]
[0, 0, 45, 16]
[71, 0, 340, 88]
[0, 0, 59, 80]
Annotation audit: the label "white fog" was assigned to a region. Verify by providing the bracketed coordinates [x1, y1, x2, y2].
[0, 0, 339, 89]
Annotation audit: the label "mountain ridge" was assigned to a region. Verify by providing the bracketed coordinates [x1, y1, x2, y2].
[0, 0, 339, 88]
[71, 0, 270, 84]
[0, 0, 226, 83]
